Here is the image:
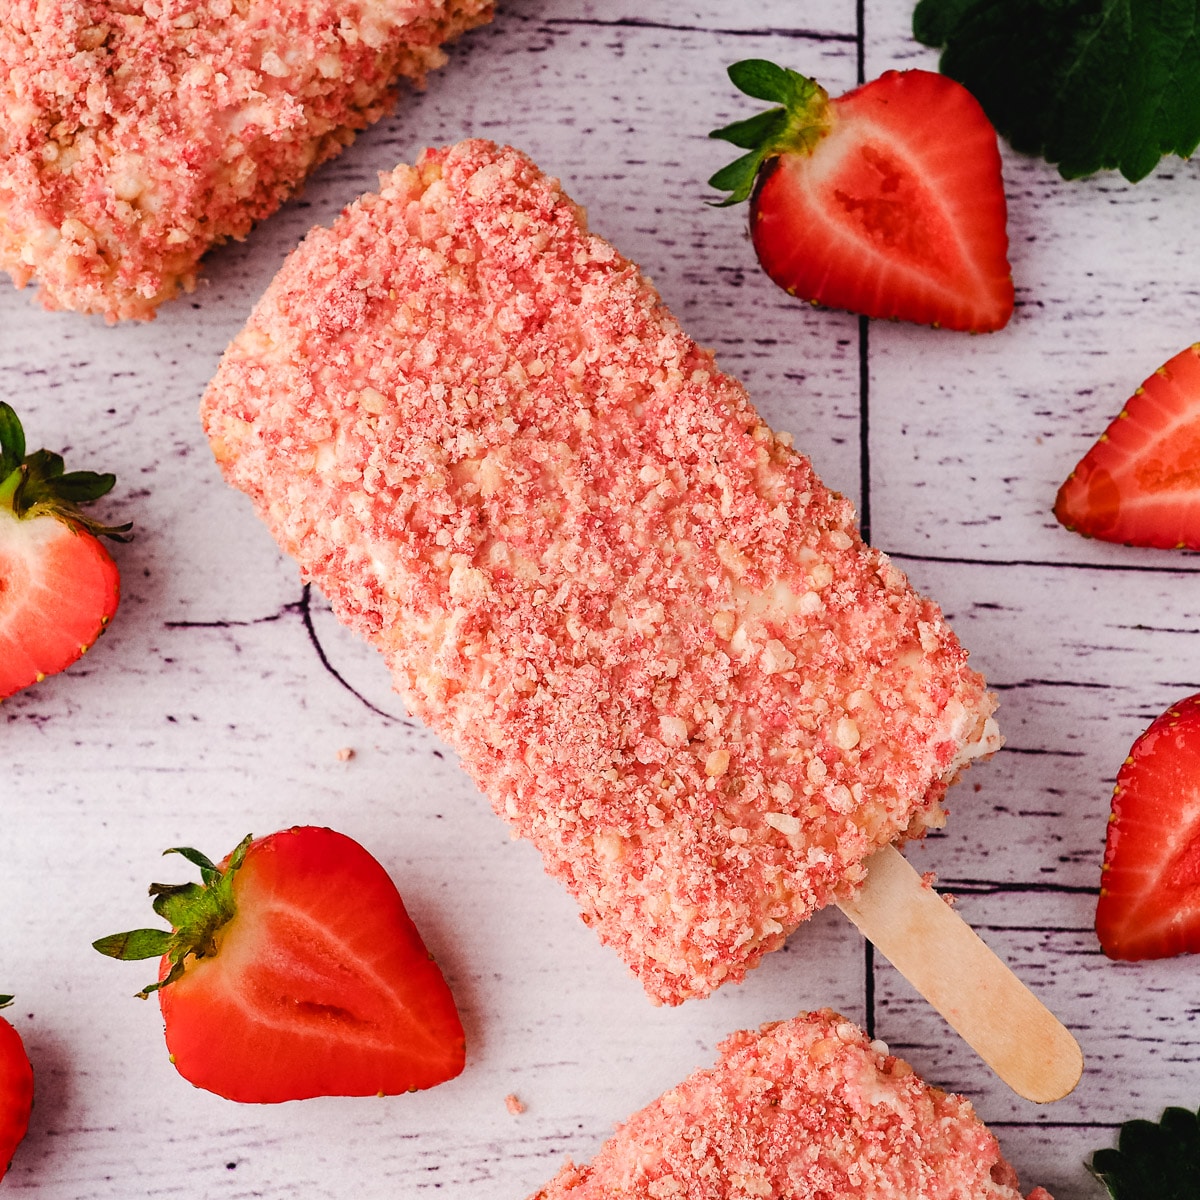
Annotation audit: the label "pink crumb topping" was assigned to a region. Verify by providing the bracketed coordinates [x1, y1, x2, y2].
[201, 140, 998, 1004]
[528, 1011, 1050, 1200]
[0, 0, 492, 319]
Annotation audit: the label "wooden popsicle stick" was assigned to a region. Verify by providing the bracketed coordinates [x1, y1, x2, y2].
[837, 843, 1083, 1104]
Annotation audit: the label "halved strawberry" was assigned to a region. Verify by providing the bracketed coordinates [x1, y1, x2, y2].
[1055, 344, 1200, 549]
[709, 61, 1013, 331]
[0, 403, 128, 699]
[95, 826, 465, 1102]
[1096, 693, 1200, 960]
[0, 997, 33, 1183]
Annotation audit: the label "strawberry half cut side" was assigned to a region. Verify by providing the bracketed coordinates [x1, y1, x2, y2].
[709, 61, 1013, 332]
[0, 997, 34, 1183]
[1055, 344, 1200, 550]
[1097, 693, 1200, 960]
[0, 402, 129, 699]
[95, 827, 466, 1103]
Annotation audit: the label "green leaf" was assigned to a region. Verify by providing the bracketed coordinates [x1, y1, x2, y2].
[0, 403, 24, 479]
[0, 403, 130, 537]
[1090, 1104, 1200, 1199]
[710, 108, 788, 150]
[163, 845, 220, 884]
[93, 929, 174, 961]
[727, 59, 799, 104]
[914, 0, 1200, 182]
[707, 150, 765, 206]
[94, 835, 253, 994]
[24, 448, 64, 479]
[51, 470, 117, 505]
[150, 882, 208, 927]
[707, 59, 830, 206]
[913, 0, 979, 45]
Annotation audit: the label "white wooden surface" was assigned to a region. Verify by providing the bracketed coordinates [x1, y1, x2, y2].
[2, 1, 1194, 1196]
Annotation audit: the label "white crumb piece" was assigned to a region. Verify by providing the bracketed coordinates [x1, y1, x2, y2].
[764, 812, 801, 837]
[834, 718, 860, 751]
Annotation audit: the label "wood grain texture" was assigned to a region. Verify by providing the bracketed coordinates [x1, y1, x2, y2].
[2, 0, 1193, 1196]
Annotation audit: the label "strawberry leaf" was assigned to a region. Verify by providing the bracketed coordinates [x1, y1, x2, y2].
[706, 151, 764, 207]
[708, 60, 830, 207]
[913, 0, 1200, 182]
[48, 470, 117, 505]
[163, 845, 222, 886]
[93, 929, 174, 961]
[912, 0, 977, 44]
[710, 108, 789, 151]
[0, 404, 24, 478]
[727, 59, 804, 105]
[0, 403, 131, 539]
[94, 835, 253, 996]
[1091, 1105, 1200, 1198]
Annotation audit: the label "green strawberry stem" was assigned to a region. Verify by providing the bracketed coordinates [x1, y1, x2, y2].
[0, 996, 13, 1009]
[0, 401, 131, 540]
[708, 59, 830, 206]
[93, 835, 253, 997]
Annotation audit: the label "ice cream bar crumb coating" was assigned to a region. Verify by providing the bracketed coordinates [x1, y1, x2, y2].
[201, 140, 999, 1005]
[529, 1011, 1052, 1200]
[0, 0, 492, 320]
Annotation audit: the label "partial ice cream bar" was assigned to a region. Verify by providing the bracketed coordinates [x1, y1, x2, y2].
[0, 0, 492, 320]
[529, 1010, 1052, 1200]
[201, 140, 1000, 1005]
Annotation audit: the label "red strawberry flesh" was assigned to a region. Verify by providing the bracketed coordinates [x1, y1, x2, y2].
[1097, 693, 1200, 960]
[1055, 344, 1200, 549]
[0, 1006, 33, 1181]
[0, 509, 120, 696]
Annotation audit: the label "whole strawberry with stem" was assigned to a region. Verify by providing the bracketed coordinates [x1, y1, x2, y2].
[709, 60, 1014, 332]
[0, 997, 33, 1183]
[94, 826, 466, 1103]
[0, 403, 129, 699]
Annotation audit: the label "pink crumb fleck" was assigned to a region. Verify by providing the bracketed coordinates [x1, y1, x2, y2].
[336, 747, 355, 762]
[505, 1092, 526, 1115]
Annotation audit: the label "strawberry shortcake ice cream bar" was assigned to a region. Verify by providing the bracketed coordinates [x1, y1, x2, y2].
[0, 0, 491, 319]
[201, 140, 1001, 1005]
[530, 1011, 1052, 1200]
